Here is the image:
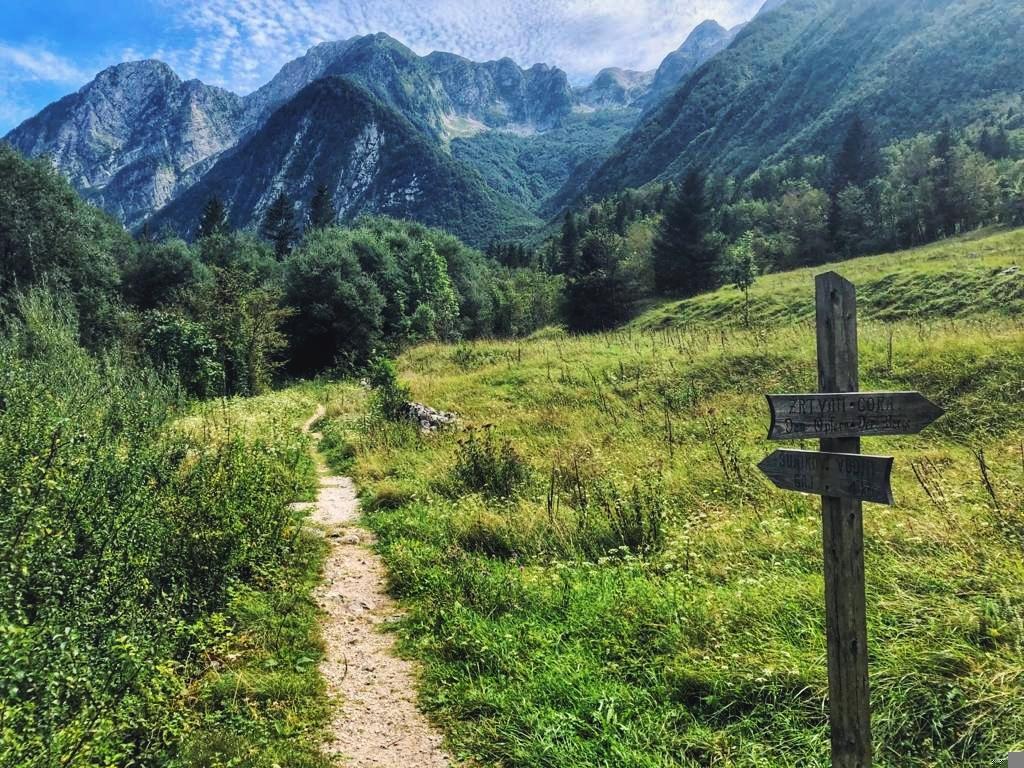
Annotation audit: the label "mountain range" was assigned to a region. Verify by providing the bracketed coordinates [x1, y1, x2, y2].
[3, 17, 736, 245]
[5, 0, 1022, 247]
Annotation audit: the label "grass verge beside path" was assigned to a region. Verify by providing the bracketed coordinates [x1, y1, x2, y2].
[169, 381, 364, 768]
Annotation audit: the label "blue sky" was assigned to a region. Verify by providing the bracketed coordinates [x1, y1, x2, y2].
[0, 0, 764, 134]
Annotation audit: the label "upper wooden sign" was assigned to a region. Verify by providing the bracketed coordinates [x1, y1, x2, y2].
[766, 391, 944, 441]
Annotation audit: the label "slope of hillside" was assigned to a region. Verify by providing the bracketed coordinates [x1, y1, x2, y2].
[149, 77, 539, 246]
[638, 227, 1024, 329]
[640, 19, 735, 108]
[315, 227, 1024, 767]
[580, 0, 1024, 201]
[450, 110, 639, 214]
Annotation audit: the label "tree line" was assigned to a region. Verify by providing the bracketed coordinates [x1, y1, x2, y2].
[532, 117, 1024, 330]
[0, 146, 562, 398]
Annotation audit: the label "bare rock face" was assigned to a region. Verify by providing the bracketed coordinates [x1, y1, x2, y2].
[147, 76, 528, 248]
[576, 68, 655, 110]
[4, 60, 246, 229]
[643, 20, 735, 106]
[424, 53, 574, 132]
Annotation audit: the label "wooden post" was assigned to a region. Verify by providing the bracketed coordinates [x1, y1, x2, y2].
[816, 272, 872, 767]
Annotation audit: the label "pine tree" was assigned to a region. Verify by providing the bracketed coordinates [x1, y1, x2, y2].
[309, 184, 336, 230]
[560, 211, 579, 274]
[832, 116, 881, 192]
[261, 192, 298, 260]
[565, 228, 632, 331]
[829, 116, 881, 249]
[651, 169, 718, 296]
[198, 196, 228, 239]
[932, 121, 959, 238]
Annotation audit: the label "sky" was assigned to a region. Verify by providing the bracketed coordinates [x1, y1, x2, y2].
[0, 0, 764, 134]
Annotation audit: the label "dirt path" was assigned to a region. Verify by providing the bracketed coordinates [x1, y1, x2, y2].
[304, 407, 452, 767]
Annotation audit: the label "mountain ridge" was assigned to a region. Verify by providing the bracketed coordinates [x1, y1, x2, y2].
[147, 75, 539, 247]
[575, 0, 1024, 204]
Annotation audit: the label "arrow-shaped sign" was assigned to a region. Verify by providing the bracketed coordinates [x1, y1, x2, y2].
[766, 391, 944, 441]
[758, 449, 895, 505]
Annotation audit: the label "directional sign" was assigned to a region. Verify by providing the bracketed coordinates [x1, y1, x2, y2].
[766, 391, 944, 441]
[758, 449, 895, 505]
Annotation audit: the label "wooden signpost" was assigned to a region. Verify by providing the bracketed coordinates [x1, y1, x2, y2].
[757, 272, 944, 768]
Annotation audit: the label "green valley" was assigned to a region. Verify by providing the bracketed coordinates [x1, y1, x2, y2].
[3, 1, 1024, 765]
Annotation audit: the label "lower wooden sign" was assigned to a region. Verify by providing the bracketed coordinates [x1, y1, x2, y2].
[758, 449, 895, 505]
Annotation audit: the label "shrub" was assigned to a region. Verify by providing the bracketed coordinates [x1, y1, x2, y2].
[0, 295, 313, 766]
[367, 357, 411, 421]
[578, 478, 669, 557]
[448, 429, 531, 499]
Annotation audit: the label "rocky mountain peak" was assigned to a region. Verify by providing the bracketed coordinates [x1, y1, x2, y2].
[646, 19, 735, 102]
[576, 68, 655, 109]
[4, 58, 246, 228]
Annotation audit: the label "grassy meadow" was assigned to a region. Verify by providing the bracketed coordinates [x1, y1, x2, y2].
[318, 228, 1024, 767]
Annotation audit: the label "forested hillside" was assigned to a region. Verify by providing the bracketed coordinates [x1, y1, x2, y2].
[579, 0, 1024, 201]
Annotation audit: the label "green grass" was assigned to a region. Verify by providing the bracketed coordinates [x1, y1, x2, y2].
[318, 228, 1024, 767]
[636, 227, 1024, 330]
[169, 380, 365, 767]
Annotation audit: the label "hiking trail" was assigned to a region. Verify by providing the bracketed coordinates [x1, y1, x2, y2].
[303, 406, 452, 767]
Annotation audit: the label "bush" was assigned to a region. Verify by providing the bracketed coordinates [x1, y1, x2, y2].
[368, 357, 411, 421]
[448, 429, 531, 499]
[0, 295, 314, 766]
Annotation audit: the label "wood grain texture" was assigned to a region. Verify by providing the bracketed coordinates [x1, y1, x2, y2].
[757, 449, 894, 505]
[815, 272, 873, 768]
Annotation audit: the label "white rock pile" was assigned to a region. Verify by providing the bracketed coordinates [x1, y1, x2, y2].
[404, 402, 458, 432]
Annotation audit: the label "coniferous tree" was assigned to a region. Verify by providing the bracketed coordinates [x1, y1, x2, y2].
[565, 228, 632, 331]
[651, 169, 718, 296]
[829, 116, 881, 249]
[309, 184, 336, 230]
[198, 196, 228, 239]
[560, 211, 579, 274]
[261, 192, 298, 260]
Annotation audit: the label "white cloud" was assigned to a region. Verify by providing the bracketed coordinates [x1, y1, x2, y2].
[0, 42, 89, 83]
[0, 42, 95, 133]
[155, 0, 762, 93]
